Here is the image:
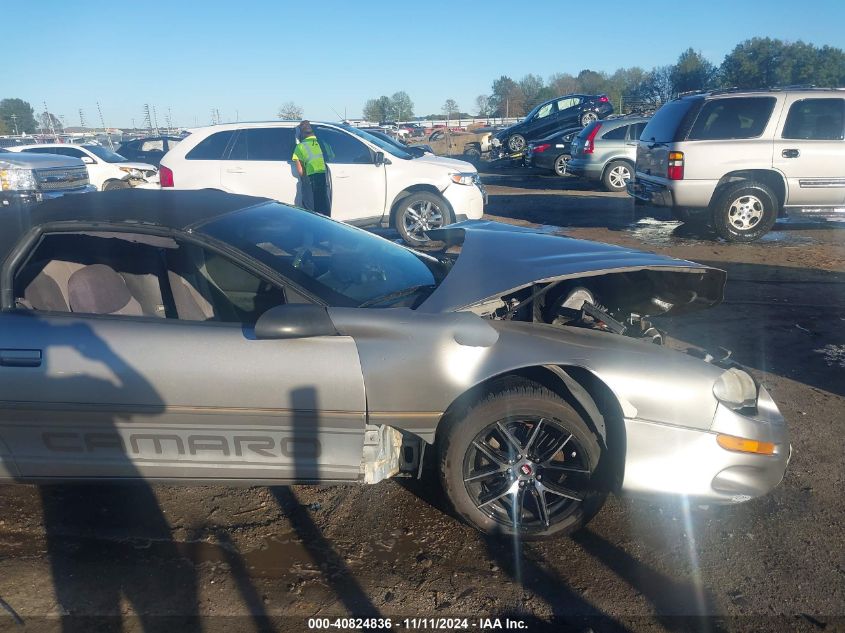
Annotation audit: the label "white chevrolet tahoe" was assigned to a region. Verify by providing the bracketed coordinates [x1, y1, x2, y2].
[630, 88, 845, 242]
[159, 122, 487, 245]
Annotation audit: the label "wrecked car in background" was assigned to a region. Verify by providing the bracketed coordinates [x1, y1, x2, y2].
[409, 128, 492, 161]
[0, 190, 789, 539]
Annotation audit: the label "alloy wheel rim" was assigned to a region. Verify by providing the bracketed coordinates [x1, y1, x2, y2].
[509, 136, 525, 152]
[403, 200, 444, 241]
[555, 156, 568, 174]
[583, 113, 597, 125]
[462, 416, 591, 533]
[728, 195, 764, 230]
[609, 166, 631, 188]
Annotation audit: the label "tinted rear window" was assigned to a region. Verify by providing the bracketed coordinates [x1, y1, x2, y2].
[640, 99, 701, 143]
[688, 97, 776, 140]
[186, 131, 234, 160]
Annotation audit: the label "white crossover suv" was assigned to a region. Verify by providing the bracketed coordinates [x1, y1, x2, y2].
[159, 121, 486, 245]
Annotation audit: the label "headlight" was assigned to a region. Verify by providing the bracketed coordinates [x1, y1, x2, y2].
[0, 168, 37, 192]
[119, 166, 143, 178]
[450, 172, 478, 186]
[713, 368, 758, 410]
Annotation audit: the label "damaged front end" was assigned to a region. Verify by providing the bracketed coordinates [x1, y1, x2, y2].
[420, 221, 727, 351]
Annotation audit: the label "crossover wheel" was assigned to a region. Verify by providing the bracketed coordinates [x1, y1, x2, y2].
[553, 154, 570, 177]
[439, 379, 605, 539]
[395, 192, 453, 246]
[507, 134, 526, 153]
[711, 181, 778, 242]
[602, 161, 632, 192]
[580, 111, 599, 127]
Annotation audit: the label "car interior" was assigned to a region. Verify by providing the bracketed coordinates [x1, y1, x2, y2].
[13, 232, 287, 324]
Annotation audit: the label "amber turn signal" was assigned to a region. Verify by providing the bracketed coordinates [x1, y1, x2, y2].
[716, 434, 776, 455]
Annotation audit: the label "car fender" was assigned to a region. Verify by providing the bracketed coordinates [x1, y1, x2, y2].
[327, 308, 723, 444]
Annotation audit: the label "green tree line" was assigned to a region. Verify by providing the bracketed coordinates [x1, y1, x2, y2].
[361, 38, 845, 120]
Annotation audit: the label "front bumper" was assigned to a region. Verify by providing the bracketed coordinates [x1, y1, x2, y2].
[443, 181, 486, 220]
[621, 386, 790, 504]
[1, 185, 97, 207]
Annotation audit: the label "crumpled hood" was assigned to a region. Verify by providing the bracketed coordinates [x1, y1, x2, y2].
[119, 161, 158, 172]
[417, 221, 726, 316]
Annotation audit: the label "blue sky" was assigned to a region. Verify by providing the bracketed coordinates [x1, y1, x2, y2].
[4, 0, 843, 128]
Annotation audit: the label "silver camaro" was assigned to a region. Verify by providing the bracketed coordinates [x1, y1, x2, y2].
[0, 190, 789, 538]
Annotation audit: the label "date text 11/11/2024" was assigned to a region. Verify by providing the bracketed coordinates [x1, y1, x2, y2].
[307, 617, 528, 630]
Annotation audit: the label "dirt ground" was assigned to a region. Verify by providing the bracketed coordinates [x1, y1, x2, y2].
[1, 167, 844, 632]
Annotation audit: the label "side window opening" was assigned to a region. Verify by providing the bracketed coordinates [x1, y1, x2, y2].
[13, 232, 287, 324]
[228, 128, 297, 161]
[601, 125, 628, 140]
[186, 131, 235, 160]
[535, 103, 554, 120]
[782, 98, 845, 141]
[312, 127, 372, 164]
[687, 97, 776, 140]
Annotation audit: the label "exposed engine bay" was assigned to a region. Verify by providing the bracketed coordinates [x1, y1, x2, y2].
[463, 269, 730, 360]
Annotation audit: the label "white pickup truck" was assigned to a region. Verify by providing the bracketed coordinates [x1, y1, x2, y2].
[1, 148, 95, 208]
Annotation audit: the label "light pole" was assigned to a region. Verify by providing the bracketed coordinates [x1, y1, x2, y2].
[10, 114, 19, 136]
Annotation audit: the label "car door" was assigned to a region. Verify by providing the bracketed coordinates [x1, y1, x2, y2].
[557, 96, 583, 128]
[773, 96, 845, 206]
[527, 101, 557, 139]
[313, 125, 387, 223]
[219, 127, 301, 205]
[0, 231, 367, 482]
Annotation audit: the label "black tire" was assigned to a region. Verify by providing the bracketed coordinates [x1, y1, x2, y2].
[711, 181, 778, 242]
[438, 379, 606, 540]
[102, 179, 131, 191]
[394, 191, 454, 247]
[602, 160, 633, 192]
[507, 134, 526, 153]
[580, 111, 599, 127]
[463, 146, 481, 161]
[553, 154, 570, 177]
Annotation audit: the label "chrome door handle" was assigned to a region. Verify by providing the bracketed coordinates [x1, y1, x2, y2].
[225, 167, 245, 174]
[0, 349, 42, 367]
[782, 149, 800, 158]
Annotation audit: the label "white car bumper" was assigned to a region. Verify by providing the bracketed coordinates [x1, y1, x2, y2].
[443, 182, 485, 221]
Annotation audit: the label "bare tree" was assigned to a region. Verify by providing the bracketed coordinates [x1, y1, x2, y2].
[474, 94, 491, 116]
[442, 99, 459, 124]
[277, 101, 304, 120]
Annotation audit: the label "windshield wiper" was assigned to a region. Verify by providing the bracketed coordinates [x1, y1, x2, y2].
[359, 284, 436, 308]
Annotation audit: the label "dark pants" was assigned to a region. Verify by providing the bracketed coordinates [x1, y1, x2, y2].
[308, 172, 330, 216]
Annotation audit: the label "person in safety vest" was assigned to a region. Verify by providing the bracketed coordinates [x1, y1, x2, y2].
[292, 120, 330, 216]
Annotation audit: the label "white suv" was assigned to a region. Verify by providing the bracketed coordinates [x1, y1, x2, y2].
[159, 121, 486, 245]
[10, 144, 159, 191]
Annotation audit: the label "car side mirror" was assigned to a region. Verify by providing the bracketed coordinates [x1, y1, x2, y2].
[81, 156, 95, 164]
[255, 304, 338, 340]
[374, 151, 385, 166]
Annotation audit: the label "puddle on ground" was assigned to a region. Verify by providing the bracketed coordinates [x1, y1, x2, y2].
[813, 344, 845, 369]
[624, 216, 823, 246]
[0, 528, 422, 580]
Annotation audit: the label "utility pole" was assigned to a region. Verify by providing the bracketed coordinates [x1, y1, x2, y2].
[10, 114, 19, 136]
[78, 108, 87, 128]
[43, 101, 59, 142]
[96, 101, 115, 150]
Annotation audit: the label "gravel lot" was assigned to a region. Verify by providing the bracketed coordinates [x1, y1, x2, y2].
[1, 168, 843, 632]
